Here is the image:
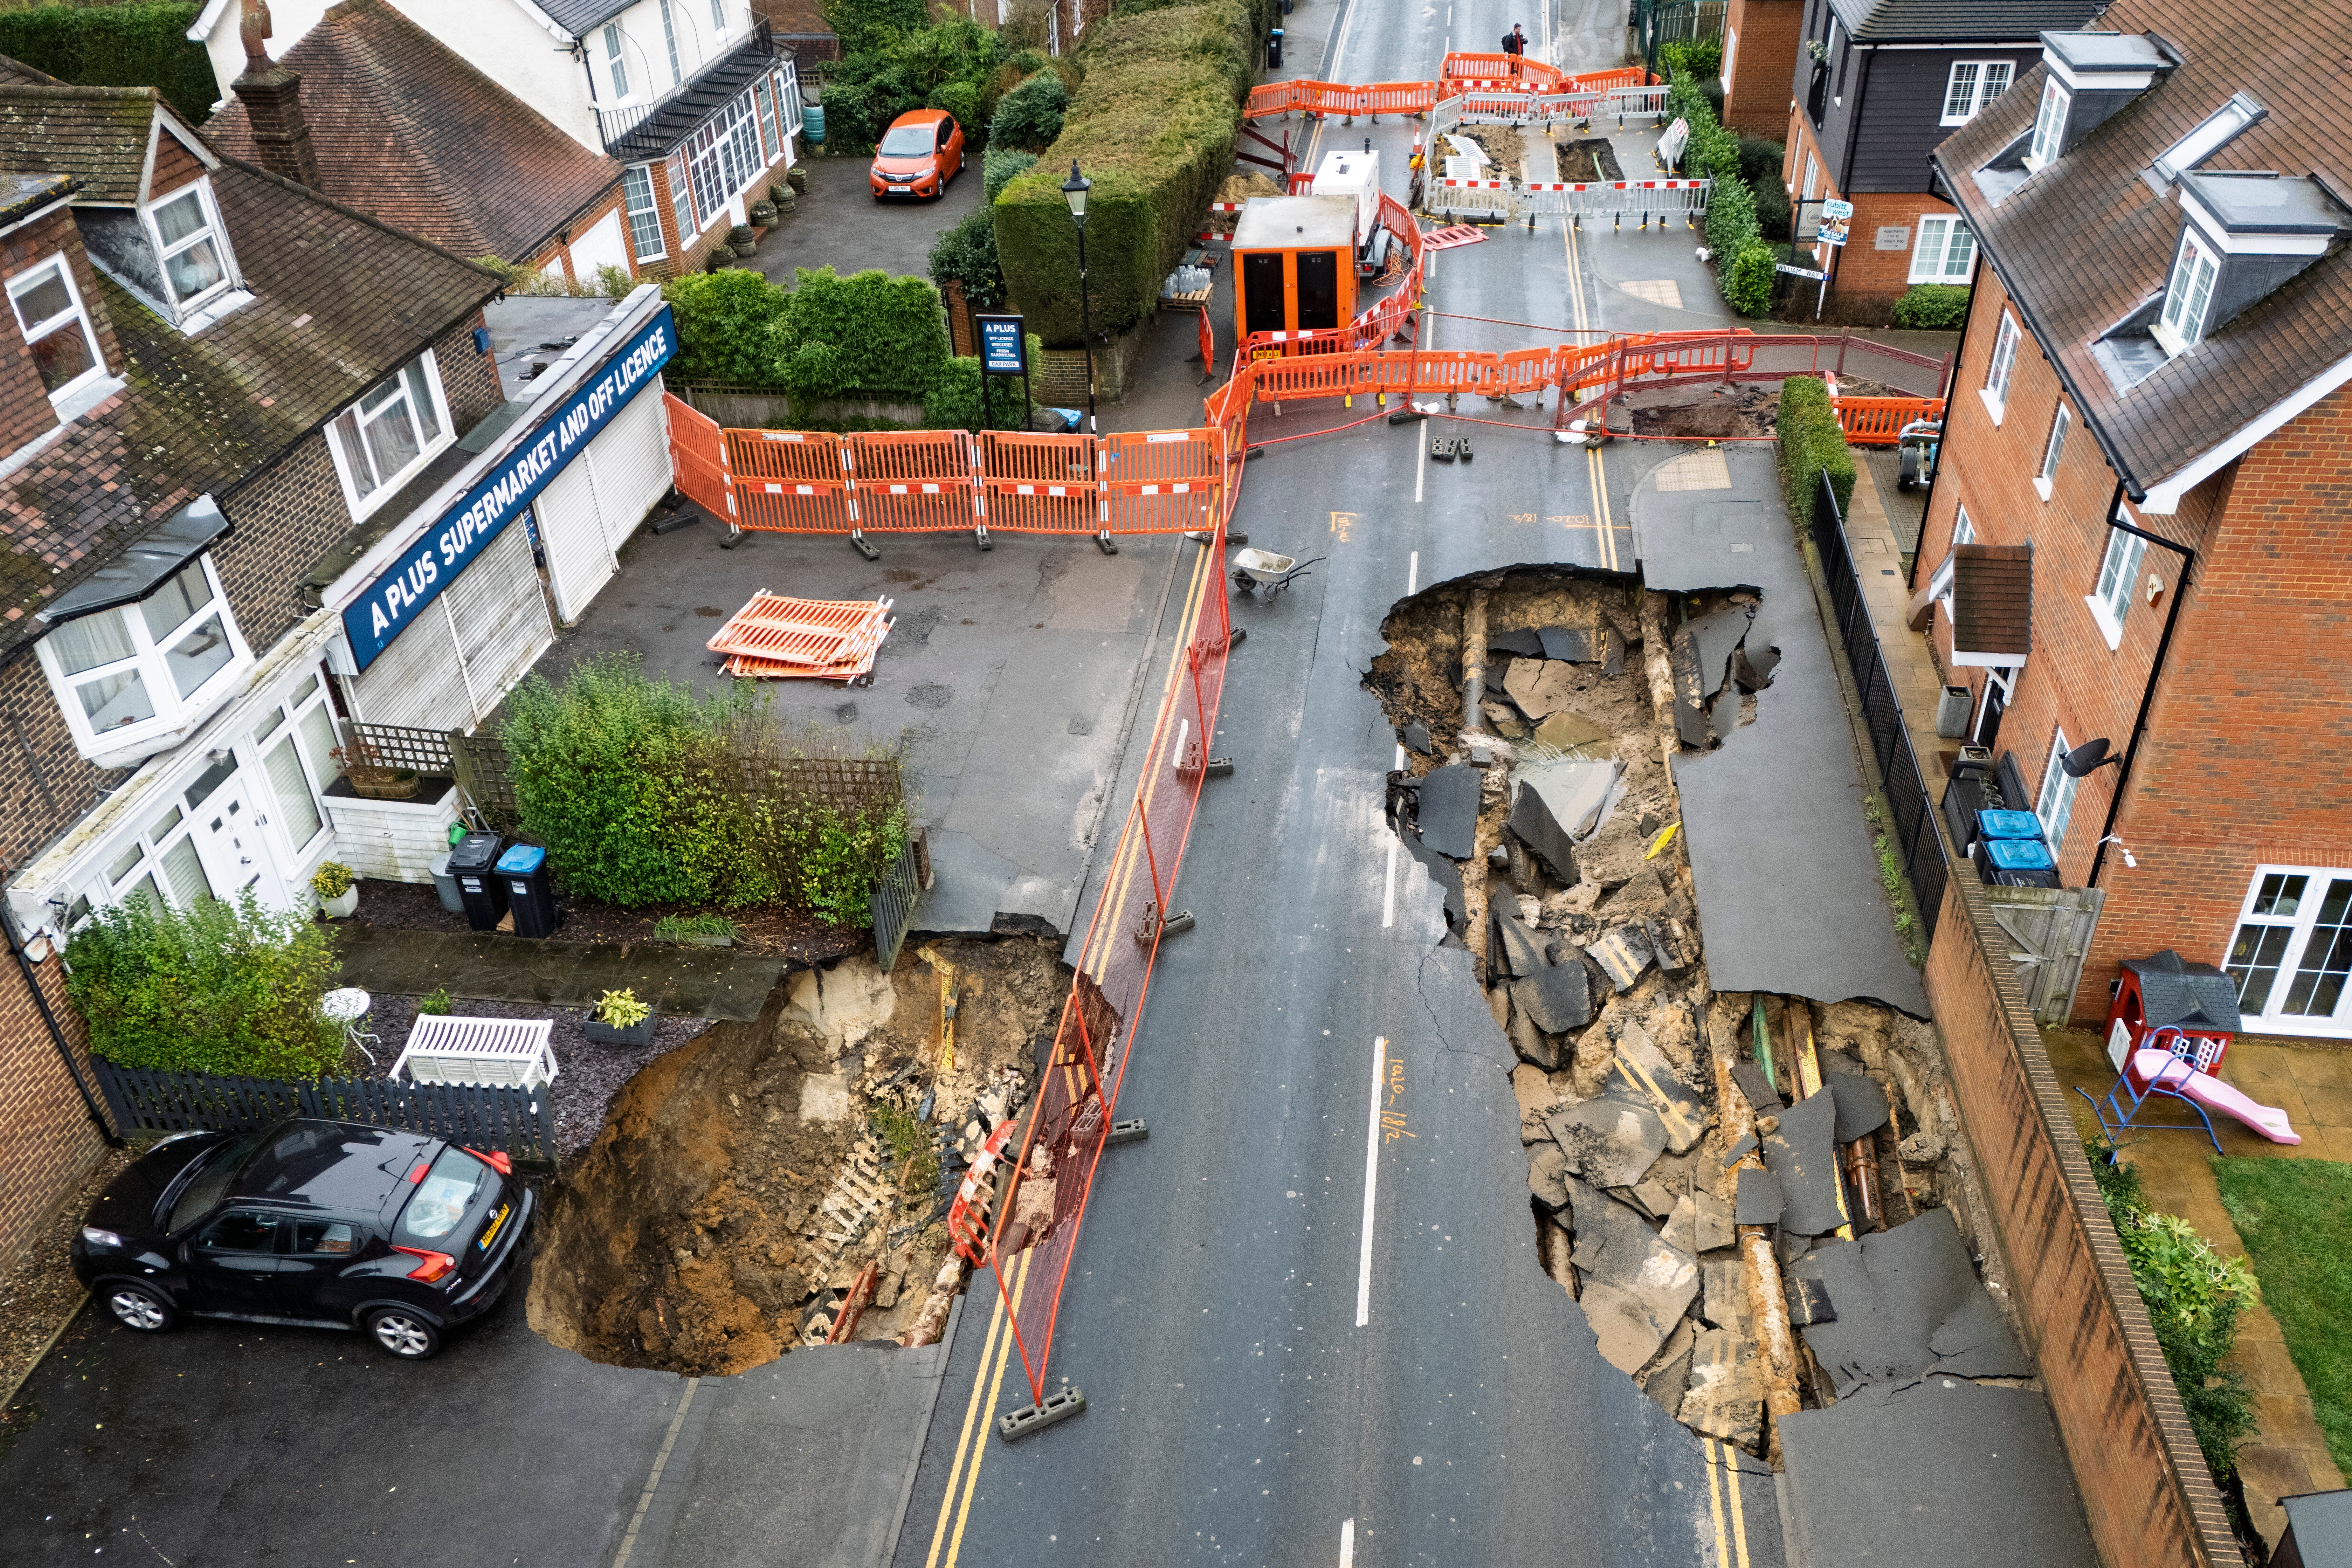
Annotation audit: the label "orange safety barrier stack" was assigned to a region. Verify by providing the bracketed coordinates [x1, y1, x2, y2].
[727, 428, 852, 535]
[664, 394, 736, 522]
[977, 431, 1098, 536]
[707, 593, 895, 683]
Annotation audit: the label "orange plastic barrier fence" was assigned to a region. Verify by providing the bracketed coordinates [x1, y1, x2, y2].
[664, 394, 735, 521]
[1244, 77, 1437, 119]
[1440, 51, 1566, 87]
[728, 428, 852, 532]
[1832, 396, 1947, 445]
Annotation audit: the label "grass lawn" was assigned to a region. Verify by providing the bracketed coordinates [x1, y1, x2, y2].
[2215, 1157, 2352, 1480]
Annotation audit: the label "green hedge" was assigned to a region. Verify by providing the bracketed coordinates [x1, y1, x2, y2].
[983, 147, 1039, 204]
[662, 269, 791, 383]
[0, 3, 218, 123]
[1893, 283, 1972, 330]
[988, 70, 1067, 151]
[1776, 374, 1856, 530]
[928, 205, 1001, 302]
[773, 266, 949, 401]
[1726, 242, 1776, 318]
[822, 0, 929, 57]
[993, 0, 1272, 346]
[65, 893, 344, 1080]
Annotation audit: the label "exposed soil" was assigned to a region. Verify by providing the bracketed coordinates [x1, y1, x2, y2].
[346, 877, 867, 966]
[1626, 377, 1897, 441]
[1552, 136, 1624, 184]
[1450, 123, 1526, 176]
[528, 938, 1068, 1375]
[1217, 171, 1283, 203]
[1364, 567, 2022, 1459]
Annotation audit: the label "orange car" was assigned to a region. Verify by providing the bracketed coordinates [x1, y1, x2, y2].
[870, 109, 964, 200]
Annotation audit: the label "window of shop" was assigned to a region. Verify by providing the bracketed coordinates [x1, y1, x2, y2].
[35, 555, 252, 761]
[326, 352, 450, 520]
[2228, 869, 2352, 1033]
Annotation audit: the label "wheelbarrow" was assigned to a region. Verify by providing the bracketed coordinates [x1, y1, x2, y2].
[1232, 548, 1322, 596]
[1895, 417, 1942, 490]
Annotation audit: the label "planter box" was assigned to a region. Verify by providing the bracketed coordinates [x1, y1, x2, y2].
[585, 1013, 658, 1047]
[319, 889, 359, 919]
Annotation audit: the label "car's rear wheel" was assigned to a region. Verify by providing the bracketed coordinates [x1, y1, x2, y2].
[105, 1283, 175, 1333]
[365, 1307, 441, 1360]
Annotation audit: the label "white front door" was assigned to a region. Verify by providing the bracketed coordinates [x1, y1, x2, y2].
[2225, 866, 2352, 1038]
[189, 773, 281, 906]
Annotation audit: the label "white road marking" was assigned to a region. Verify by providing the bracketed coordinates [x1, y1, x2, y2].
[1341, 1517, 1357, 1566]
[1408, 550, 1418, 594]
[1356, 1036, 1387, 1327]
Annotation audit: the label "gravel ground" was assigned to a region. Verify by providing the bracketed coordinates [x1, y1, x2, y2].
[347, 878, 866, 966]
[357, 992, 712, 1159]
[0, 1144, 133, 1433]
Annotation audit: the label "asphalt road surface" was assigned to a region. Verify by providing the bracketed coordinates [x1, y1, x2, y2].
[892, 0, 1790, 1562]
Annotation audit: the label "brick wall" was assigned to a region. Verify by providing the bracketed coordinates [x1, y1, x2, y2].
[1721, 0, 1800, 135]
[1925, 862, 2235, 1567]
[151, 128, 209, 200]
[1912, 263, 2341, 1024]
[1778, 111, 1953, 309]
[530, 180, 636, 284]
[0, 940, 107, 1273]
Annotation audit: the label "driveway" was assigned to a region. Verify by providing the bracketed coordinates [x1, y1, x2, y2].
[754, 147, 986, 285]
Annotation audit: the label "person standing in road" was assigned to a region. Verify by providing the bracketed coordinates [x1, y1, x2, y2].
[1504, 23, 1528, 71]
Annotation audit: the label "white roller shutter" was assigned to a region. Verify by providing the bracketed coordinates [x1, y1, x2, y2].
[442, 521, 553, 725]
[351, 593, 471, 733]
[534, 456, 615, 624]
[589, 384, 675, 553]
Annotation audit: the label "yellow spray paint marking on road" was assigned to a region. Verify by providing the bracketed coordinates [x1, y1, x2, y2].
[1330, 510, 1357, 542]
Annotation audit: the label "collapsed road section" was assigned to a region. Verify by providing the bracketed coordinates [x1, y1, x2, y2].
[1366, 558, 2090, 1558]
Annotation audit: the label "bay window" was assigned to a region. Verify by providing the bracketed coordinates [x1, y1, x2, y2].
[35, 555, 253, 764]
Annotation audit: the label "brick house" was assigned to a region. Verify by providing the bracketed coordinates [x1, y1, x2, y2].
[1718, 0, 1802, 137]
[1911, 9, 2352, 1038]
[204, 0, 630, 285]
[1778, 0, 2094, 313]
[187, 0, 801, 280]
[0, 61, 683, 1267]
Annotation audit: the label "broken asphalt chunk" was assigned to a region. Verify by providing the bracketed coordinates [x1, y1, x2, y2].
[1402, 721, 1433, 756]
[1547, 1096, 1667, 1189]
[1682, 1328, 1764, 1450]
[1928, 1292, 2033, 1380]
[1646, 916, 1699, 980]
[1626, 1178, 1678, 1222]
[1511, 761, 1615, 885]
[1734, 1167, 1784, 1226]
[1510, 1008, 1563, 1072]
[1512, 959, 1594, 1036]
[1491, 911, 1550, 979]
[1587, 924, 1655, 992]
[1537, 625, 1594, 663]
[1761, 1090, 1847, 1236]
[1609, 1018, 1707, 1154]
[1401, 830, 1466, 933]
[1790, 1210, 2026, 1398]
[1488, 628, 1543, 657]
[1528, 1142, 1571, 1211]
[1827, 1072, 1891, 1142]
[1564, 1174, 1699, 1374]
[1415, 763, 1481, 860]
[1721, 1132, 1759, 1167]
[1500, 658, 1577, 721]
[1639, 1317, 1697, 1418]
[1785, 1272, 1837, 1327]
[1731, 1060, 1781, 1114]
[1661, 1191, 1737, 1256]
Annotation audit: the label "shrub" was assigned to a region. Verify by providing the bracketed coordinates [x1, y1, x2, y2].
[929, 80, 983, 139]
[1725, 241, 1776, 318]
[1703, 174, 1757, 262]
[994, 0, 1271, 346]
[929, 205, 1002, 303]
[984, 146, 1039, 205]
[773, 266, 950, 402]
[594, 988, 652, 1029]
[1735, 135, 1784, 187]
[661, 269, 790, 383]
[1751, 177, 1792, 243]
[1893, 283, 1972, 330]
[418, 987, 453, 1015]
[1776, 373, 1856, 529]
[65, 893, 345, 1081]
[0, 3, 217, 123]
[1657, 35, 1722, 81]
[793, 800, 910, 927]
[309, 862, 355, 900]
[988, 69, 1068, 151]
[923, 348, 1043, 431]
[822, 0, 929, 56]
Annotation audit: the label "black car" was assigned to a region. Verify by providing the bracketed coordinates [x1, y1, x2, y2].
[71, 1118, 533, 1359]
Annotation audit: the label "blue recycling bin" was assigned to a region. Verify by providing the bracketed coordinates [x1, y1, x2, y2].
[1983, 837, 2055, 871]
[496, 843, 560, 939]
[1977, 809, 2044, 840]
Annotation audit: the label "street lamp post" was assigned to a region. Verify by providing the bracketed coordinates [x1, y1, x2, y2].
[1061, 161, 1096, 437]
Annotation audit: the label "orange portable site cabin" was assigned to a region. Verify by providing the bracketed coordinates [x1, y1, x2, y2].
[1231, 196, 1358, 345]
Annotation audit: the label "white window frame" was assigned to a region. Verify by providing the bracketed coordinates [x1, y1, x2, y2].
[1908, 214, 1974, 283]
[2033, 402, 2069, 500]
[7, 253, 107, 413]
[33, 554, 255, 764]
[709, 0, 729, 40]
[604, 23, 630, 100]
[686, 87, 764, 234]
[325, 351, 453, 522]
[249, 670, 340, 864]
[2154, 230, 2219, 358]
[2026, 78, 2069, 171]
[2085, 514, 2147, 650]
[2226, 866, 2352, 1035]
[1979, 309, 2020, 423]
[1940, 60, 2013, 126]
[2035, 728, 2080, 852]
[1721, 28, 1736, 94]
[1801, 150, 1818, 202]
[622, 165, 667, 262]
[1938, 504, 1977, 622]
[659, 0, 682, 87]
[143, 180, 235, 314]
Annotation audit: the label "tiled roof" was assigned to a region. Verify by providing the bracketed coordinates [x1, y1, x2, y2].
[1825, 0, 2096, 44]
[0, 84, 161, 205]
[203, 0, 619, 266]
[1935, 8, 2352, 498]
[1950, 544, 2032, 658]
[0, 52, 63, 87]
[0, 157, 501, 653]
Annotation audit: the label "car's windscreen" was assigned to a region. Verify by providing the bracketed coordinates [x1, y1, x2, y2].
[394, 1146, 494, 1243]
[166, 1132, 265, 1233]
[877, 126, 934, 156]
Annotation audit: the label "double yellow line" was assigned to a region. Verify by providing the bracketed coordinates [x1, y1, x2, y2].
[1702, 1437, 1756, 1568]
[918, 534, 1217, 1568]
[1561, 212, 1621, 572]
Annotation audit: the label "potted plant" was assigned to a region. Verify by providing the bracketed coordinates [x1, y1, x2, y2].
[727, 223, 758, 258]
[785, 166, 808, 195]
[749, 199, 778, 226]
[654, 913, 738, 948]
[585, 986, 657, 1046]
[311, 861, 359, 918]
[332, 737, 419, 800]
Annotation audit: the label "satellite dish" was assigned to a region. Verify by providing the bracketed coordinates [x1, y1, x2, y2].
[2062, 737, 2118, 777]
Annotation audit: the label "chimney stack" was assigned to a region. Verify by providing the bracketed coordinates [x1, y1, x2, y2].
[231, 0, 319, 188]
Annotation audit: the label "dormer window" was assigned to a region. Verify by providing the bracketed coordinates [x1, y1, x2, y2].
[150, 185, 231, 309]
[2026, 79, 2069, 171]
[2154, 230, 2219, 354]
[8, 256, 106, 412]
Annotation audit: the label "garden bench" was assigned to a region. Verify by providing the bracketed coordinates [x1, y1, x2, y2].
[390, 1015, 559, 1091]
